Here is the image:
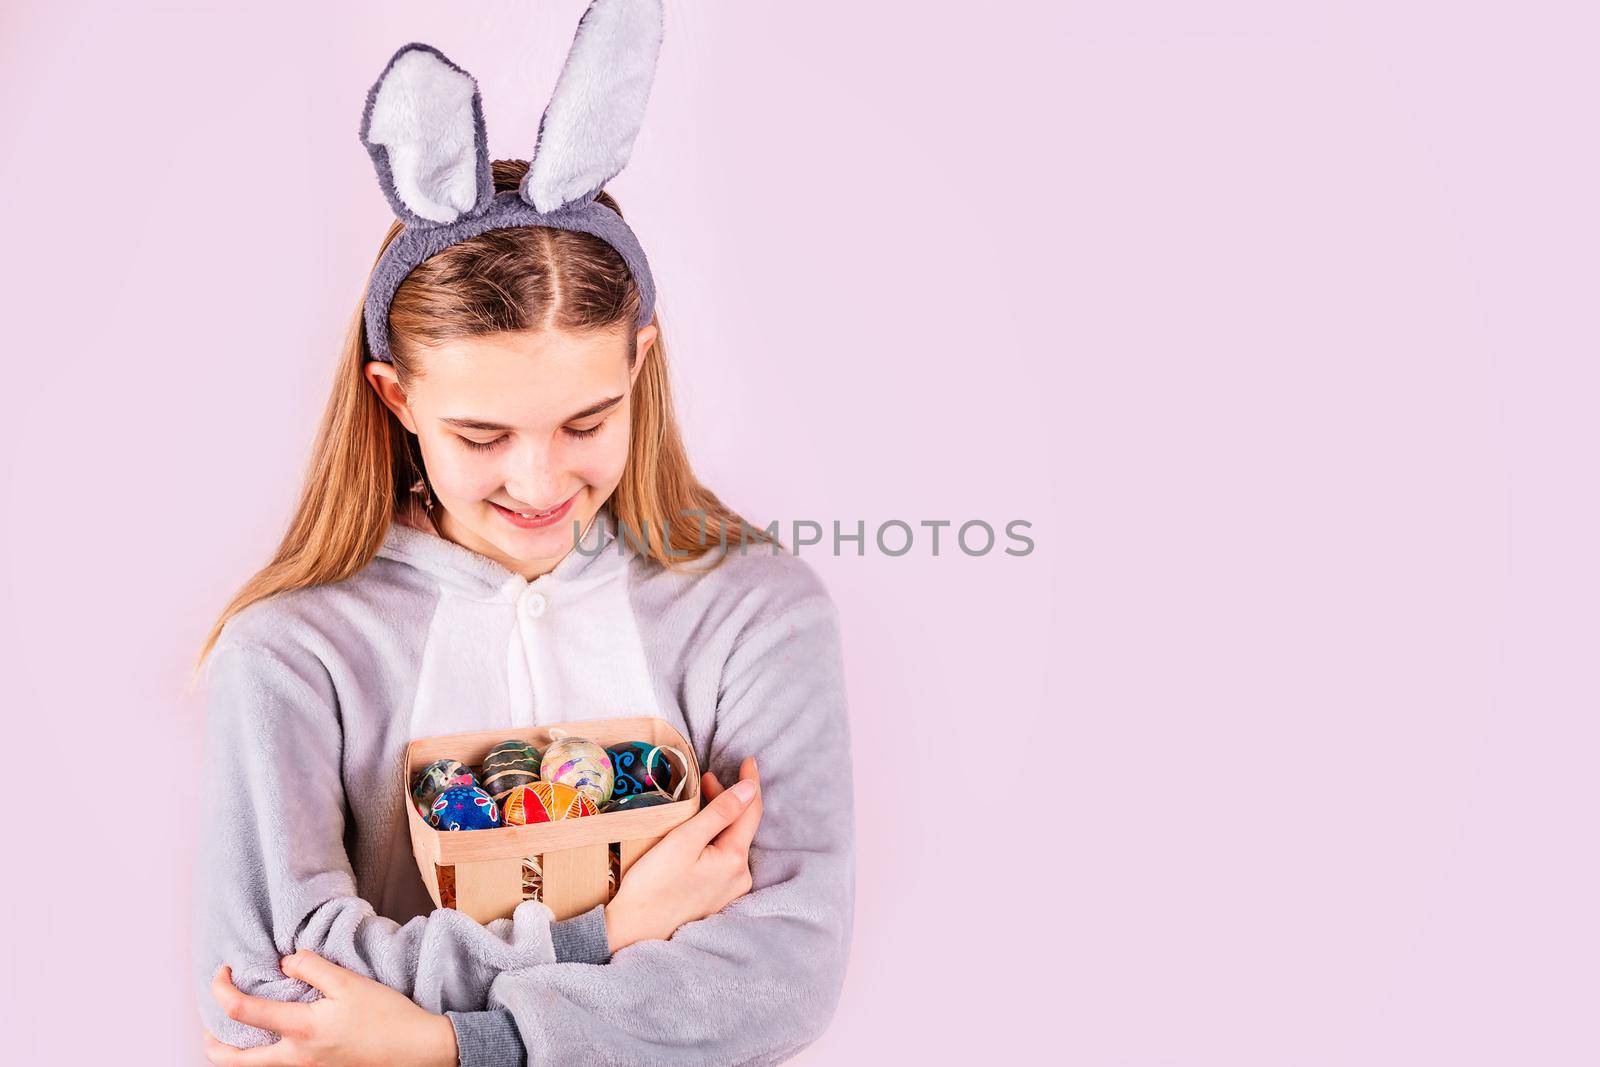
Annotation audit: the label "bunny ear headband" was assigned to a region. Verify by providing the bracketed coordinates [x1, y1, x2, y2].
[359, 0, 664, 364]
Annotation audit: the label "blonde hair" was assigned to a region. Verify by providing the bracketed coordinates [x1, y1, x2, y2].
[192, 160, 775, 682]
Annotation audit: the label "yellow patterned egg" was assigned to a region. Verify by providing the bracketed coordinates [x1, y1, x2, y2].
[502, 781, 598, 824]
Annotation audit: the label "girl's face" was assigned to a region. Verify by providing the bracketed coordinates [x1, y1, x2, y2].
[366, 324, 656, 579]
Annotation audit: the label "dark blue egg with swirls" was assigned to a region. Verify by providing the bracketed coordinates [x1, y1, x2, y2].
[606, 742, 678, 802]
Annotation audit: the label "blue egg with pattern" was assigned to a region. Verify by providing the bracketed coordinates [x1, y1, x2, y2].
[427, 785, 501, 831]
[606, 742, 678, 802]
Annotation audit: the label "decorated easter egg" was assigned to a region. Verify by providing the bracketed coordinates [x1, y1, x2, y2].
[601, 790, 673, 814]
[411, 759, 477, 816]
[515, 780, 599, 822]
[480, 740, 542, 800]
[486, 739, 542, 766]
[500, 784, 551, 826]
[428, 785, 501, 831]
[540, 737, 615, 805]
[606, 742, 679, 802]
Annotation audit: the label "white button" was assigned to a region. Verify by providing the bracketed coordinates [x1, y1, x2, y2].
[522, 592, 547, 618]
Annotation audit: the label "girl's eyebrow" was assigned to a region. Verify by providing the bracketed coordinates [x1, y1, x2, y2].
[441, 395, 624, 431]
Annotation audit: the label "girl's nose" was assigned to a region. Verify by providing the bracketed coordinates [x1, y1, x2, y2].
[504, 440, 563, 507]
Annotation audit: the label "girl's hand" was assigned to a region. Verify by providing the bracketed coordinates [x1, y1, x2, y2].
[605, 755, 763, 952]
[202, 951, 457, 1067]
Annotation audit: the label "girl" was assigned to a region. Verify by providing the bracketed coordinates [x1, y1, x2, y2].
[191, 14, 854, 1067]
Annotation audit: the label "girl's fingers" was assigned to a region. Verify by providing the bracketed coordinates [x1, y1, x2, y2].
[211, 966, 308, 1040]
[670, 767, 757, 853]
[711, 757, 762, 857]
[700, 770, 723, 801]
[202, 1030, 289, 1065]
[280, 948, 356, 997]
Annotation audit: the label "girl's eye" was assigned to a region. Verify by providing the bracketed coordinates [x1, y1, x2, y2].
[459, 418, 605, 452]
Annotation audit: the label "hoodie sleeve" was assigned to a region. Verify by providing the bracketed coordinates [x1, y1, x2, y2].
[192, 638, 571, 1050]
[483, 575, 858, 1067]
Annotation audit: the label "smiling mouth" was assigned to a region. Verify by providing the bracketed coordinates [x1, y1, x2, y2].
[493, 491, 577, 519]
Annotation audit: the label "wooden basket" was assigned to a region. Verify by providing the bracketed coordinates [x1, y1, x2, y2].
[404, 716, 701, 923]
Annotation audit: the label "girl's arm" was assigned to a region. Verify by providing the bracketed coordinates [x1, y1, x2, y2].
[481, 576, 857, 1067]
[444, 905, 610, 1065]
[442, 762, 760, 1066]
[191, 638, 586, 1051]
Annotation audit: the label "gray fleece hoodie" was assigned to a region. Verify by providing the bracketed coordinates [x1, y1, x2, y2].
[191, 504, 856, 1066]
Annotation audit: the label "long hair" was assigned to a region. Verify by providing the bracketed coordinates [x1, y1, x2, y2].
[192, 159, 774, 680]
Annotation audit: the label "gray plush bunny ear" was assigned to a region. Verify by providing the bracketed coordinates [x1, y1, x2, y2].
[520, 0, 665, 214]
[360, 43, 495, 227]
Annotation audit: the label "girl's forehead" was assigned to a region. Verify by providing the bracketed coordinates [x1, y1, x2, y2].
[417, 328, 631, 418]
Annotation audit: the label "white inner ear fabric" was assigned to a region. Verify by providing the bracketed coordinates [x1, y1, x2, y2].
[368, 50, 481, 224]
[526, 0, 661, 212]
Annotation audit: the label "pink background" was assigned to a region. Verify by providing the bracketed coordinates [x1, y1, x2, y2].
[2, 1, 1594, 1062]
